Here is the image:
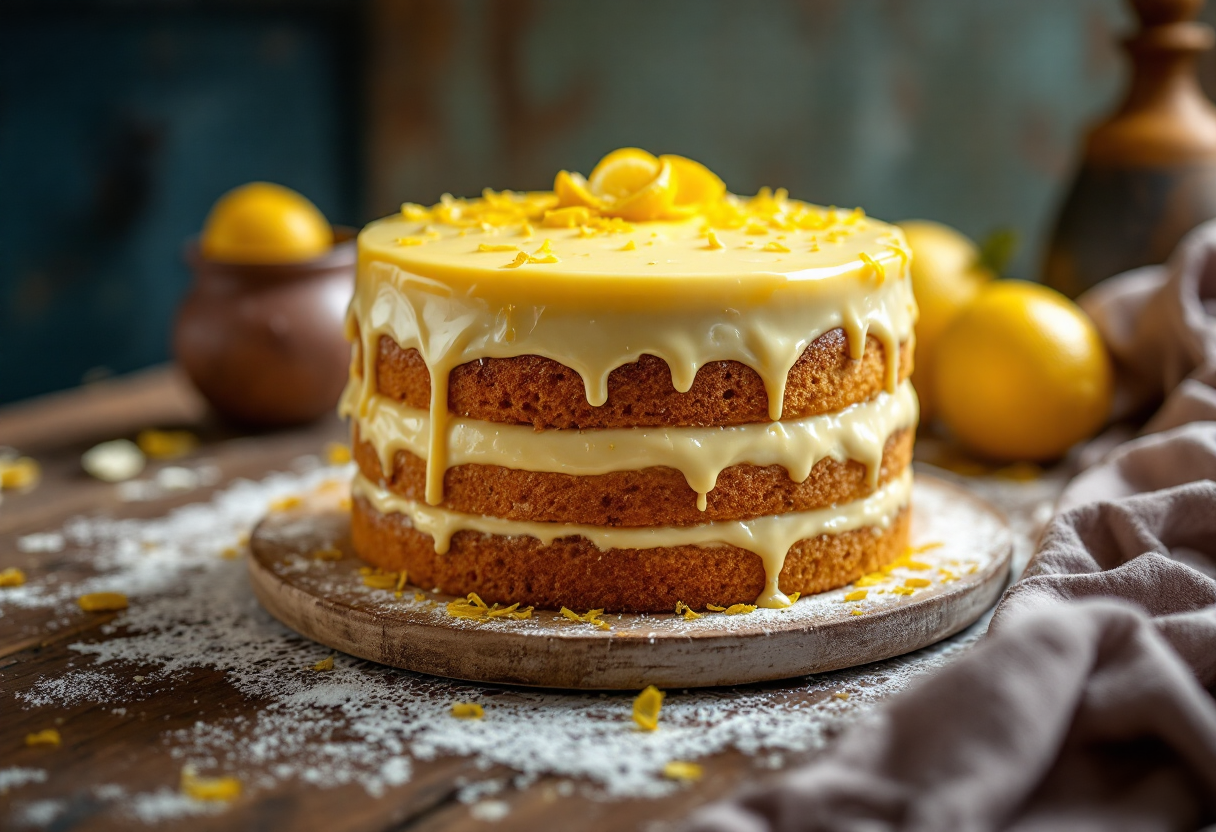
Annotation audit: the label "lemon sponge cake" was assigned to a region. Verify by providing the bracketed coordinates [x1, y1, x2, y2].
[341, 149, 918, 613]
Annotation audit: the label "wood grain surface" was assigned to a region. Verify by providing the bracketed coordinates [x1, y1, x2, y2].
[0, 368, 1049, 831]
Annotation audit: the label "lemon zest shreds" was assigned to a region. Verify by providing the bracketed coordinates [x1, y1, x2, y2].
[542, 206, 593, 228]
[312, 656, 334, 672]
[911, 542, 944, 554]
[447, 593, 532, 621]
[834, 691, 851, 700]
[893, 587, 916, 596]
[502, 252, 530, 269]
[269, 495, 301, 512]
[396, 237, 426, 246]
[706, 603, 726, 612]
[705, 230, 725, 250]
[181, 767, 242, 802]
[221, 547, 241, 560]
[325, 442, 352, 465]
[854, 572, 887, 587]
[859, 252, 885, 284]
[362, 572, 399, 590]
[25, 729, 60, 747]
[312, 548, 343, 561]
[414, 592, 426, 602]
[674, 601, 701, 620]
[844, 589, 868, 602]
[850, 609, 865, 616]
[400, 203, 431, 222]
[632, 685, 664, 731]
[620, 240, 637, 251]
[396, 570, 409, 592]
[78, 592, 128, 612]
[0, 567, 26, 587]
[451, 702, 484, 719]
[787, 592, 801, 604]
[762, 241, 791, 253]
[478, 243, 521, 252]
[663, 761, 703, 782]
[723, 604, 756, 615]
[561, 606, 610, 629]
[0, 456, 40, 490]
[903, 560, 932, 570]
[904, 578, 932, 588]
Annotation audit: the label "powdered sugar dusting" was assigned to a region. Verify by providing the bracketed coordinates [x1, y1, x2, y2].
[2, 462, 1025, 824]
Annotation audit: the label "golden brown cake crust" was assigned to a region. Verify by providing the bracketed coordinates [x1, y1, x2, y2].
[373, 328, 912, 429]
[350, 496, 910, 613]
[354, 427, 912, 527]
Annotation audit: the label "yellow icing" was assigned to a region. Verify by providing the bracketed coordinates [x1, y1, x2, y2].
[352, 467, 912, 609]
[342, 379, 918, 509]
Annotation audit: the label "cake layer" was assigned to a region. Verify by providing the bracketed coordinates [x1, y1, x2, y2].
[351, 496, 910, 613]
[346, 379, 919, 511]
[371, 329, 913, 430]
[352, 468, 912, 608]
[354, 426, 912, 526]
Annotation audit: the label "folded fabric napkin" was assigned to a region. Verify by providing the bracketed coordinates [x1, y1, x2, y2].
[686, 221, 1216, 832]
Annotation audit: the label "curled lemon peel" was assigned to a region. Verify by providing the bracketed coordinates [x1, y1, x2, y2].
[447, 592, 533, 622]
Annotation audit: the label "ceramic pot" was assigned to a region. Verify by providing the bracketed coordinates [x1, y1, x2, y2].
[175, 228, 356, 427]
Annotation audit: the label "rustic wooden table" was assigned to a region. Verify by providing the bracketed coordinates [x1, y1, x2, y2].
[0, 368, 1062, 831]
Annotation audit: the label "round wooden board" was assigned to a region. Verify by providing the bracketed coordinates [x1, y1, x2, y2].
[249, 473, 1011, 690]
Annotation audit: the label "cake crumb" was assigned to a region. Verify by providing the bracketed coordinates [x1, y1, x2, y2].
[25, 729, 61, 748]
[662, 761, 703, 782]
[311, 656, 334, 672]
[180, 767, 241, 802]
[0, 567, 26, 588]
[633, 686, 664, 731]
[451, 702, 484, 720]
[78, 592, 128, 612]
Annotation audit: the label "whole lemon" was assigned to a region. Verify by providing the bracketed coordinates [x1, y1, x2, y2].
[200, 182, 332, 264]
[897, 220, 995, 420]
[935, 281, 1112, 461]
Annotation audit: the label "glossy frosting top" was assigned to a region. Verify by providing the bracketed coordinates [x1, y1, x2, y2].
[358, 189, 910, 308]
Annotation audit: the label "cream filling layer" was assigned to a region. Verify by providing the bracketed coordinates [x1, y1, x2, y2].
[347, 252, 917, 506]
[353, 467, 913, 609]
[344, 380, 918, 511]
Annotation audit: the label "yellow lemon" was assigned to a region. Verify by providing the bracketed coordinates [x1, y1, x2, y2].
[586, 148, 678, 221]
[897, 220, 995, 420]
[935, 281, 1113, 461]
[661, 154, 726, 209]
[553, 169, 605, 211]
[201, 182, 332, 264]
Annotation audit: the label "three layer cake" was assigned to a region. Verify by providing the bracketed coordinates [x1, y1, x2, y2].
[341, 150, 917, 613]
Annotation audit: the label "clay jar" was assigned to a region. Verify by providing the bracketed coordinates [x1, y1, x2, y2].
[175, 228, 355, 427]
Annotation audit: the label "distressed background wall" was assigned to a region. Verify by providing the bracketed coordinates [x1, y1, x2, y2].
[2, 0, 1209, 404]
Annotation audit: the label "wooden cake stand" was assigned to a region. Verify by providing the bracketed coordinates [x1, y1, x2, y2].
[249, 473, 1011, 689]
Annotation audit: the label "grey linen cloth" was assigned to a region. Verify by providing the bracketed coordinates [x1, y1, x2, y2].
[685, 221, 1216, 832]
